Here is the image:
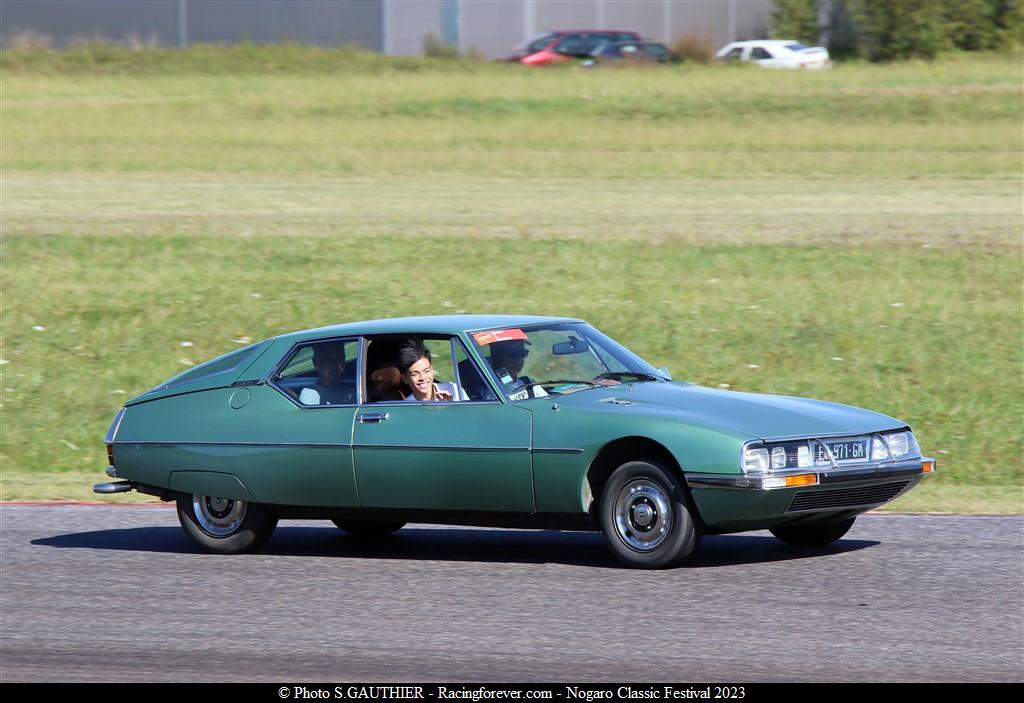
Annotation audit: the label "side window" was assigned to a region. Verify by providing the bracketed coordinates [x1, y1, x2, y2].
[723, 47, 743, 60]
[367, 336, 487, 403]
[421, 339, 453, 385]
[454, 340, 497, 402]
[555, 33, 591, 55]
[272, 338, 359, 406]
[751, 47, 773, 60]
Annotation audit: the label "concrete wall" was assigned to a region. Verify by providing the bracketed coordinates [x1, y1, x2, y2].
[1, 0, 178, 46]
[1, 0, 382, 50]
[187, 0, 381, 49]
[386, 0, 442, 56]
[389, 0, 775, 58]
[1, 0, 775, 57]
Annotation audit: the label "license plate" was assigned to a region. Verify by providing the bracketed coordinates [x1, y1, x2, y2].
[816, 439, 868, 463]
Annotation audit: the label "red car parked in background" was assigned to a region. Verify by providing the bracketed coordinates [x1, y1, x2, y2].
[510, 30, 643, 65]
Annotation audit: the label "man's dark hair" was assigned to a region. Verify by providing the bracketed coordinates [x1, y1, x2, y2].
[397, 339, 431, 374]
[312, 343, 345, 368]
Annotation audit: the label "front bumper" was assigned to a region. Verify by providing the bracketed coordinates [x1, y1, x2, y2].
[684, 457, 935, 531]
[686, 457, 935, 490]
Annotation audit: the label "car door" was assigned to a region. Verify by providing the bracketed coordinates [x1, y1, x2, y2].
[246, 337, 360, 507]
[352, 336, 534, 512]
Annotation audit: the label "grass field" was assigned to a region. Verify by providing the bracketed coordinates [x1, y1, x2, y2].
[1, 45, 1021, 511]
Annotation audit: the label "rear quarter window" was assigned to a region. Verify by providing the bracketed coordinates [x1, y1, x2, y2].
[272, 338, 359, 406]
[158, 341, 267, 390]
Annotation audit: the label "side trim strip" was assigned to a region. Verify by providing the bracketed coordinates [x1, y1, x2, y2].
[113, 441, 350, 448]
[112, 441, 585, 454]
[353, 444, 530, 453]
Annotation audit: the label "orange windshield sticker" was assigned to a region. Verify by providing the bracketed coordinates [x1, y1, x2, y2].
[473, 329, 528, 345]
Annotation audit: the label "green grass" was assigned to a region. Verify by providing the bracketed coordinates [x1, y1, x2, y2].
[2, 50, 1021, 178]
[1, 46, 1021, 510]
[2, 231, 1020, 505]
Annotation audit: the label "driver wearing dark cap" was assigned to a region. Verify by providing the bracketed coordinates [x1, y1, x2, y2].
[489, 339, 546, 398]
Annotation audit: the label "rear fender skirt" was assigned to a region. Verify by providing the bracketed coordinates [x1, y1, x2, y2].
[167, 471, 255, 502]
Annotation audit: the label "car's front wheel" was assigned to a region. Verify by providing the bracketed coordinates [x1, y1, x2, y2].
[599, 460, 702, 569]
[331, 519, 405, 537]
[176, 494, 278, 554]
[770, 517, 856, 547]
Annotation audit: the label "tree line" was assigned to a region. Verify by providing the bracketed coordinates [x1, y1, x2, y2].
[772, 0, 1021, 60]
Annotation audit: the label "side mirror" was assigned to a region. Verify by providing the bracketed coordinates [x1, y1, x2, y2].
[657, 366, 672, 380]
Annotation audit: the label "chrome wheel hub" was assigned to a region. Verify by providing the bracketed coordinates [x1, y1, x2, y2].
[193, 495, 246, 537]
[613, 479, 672, 551]
[633, 502, 655, 528]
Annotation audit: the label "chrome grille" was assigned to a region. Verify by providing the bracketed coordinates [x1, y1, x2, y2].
[787, 481, 909, 513]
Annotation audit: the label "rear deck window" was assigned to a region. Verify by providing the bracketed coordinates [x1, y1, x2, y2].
[158, 341, 267, 391]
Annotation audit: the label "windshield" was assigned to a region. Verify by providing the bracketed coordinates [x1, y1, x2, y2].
[469, 322, 667, 401]
[522, 32, 557, 53]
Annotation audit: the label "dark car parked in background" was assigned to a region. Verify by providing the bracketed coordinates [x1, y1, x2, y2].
[585, 41, 674, 65]
[510, 30, 643, 65]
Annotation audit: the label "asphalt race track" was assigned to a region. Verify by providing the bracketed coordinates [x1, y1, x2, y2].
[1, 504, 1021, 683]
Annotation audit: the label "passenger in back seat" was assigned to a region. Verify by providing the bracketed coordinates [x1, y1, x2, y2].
[298, 343, 356, 405]
[397, 339, 468, 402]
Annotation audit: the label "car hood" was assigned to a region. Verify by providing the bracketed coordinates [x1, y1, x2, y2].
[553, 382, 905, 440]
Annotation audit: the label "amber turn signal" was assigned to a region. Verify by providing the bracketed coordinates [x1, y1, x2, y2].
[921, 460, 935, 474]
[784, 473, 818, 487]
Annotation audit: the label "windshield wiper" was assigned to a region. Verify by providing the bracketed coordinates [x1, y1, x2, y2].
[594, 371, 662, 382]
[523, 379, 601, 390]
[542, 379, 601, 387]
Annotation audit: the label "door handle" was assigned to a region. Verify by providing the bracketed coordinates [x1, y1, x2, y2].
[358, 412, 390, 424]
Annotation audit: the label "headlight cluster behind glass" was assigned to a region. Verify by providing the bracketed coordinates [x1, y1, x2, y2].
[879, 431, 920, 460]
[744, 441, 817, 472]
[743, 432, 919, 473]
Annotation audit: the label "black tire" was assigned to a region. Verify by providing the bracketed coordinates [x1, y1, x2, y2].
[599, 460, 702, 569]
[176, 494, 278, 554]
[331, 519, 406, 537]
[770, 516, 856, 547]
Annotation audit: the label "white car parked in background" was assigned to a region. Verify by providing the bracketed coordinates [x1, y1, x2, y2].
[716, 40, 831, 69]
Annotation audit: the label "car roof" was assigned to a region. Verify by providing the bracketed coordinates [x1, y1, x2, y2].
[279, 314, 583, 342]
[602, 40, 664, 46]
[542, 30, 641, 39]
[724, 39, 801, 47]
[549, 29, 639, 34]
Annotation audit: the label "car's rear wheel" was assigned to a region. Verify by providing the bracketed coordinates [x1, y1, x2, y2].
[176, 494, 278, 554]
[331, 519, 405, 537]
[599, 460, 701, 569]
[770, 517, 856, 547]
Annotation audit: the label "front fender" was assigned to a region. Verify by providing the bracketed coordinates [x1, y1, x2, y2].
[529, 400, 750, 513]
